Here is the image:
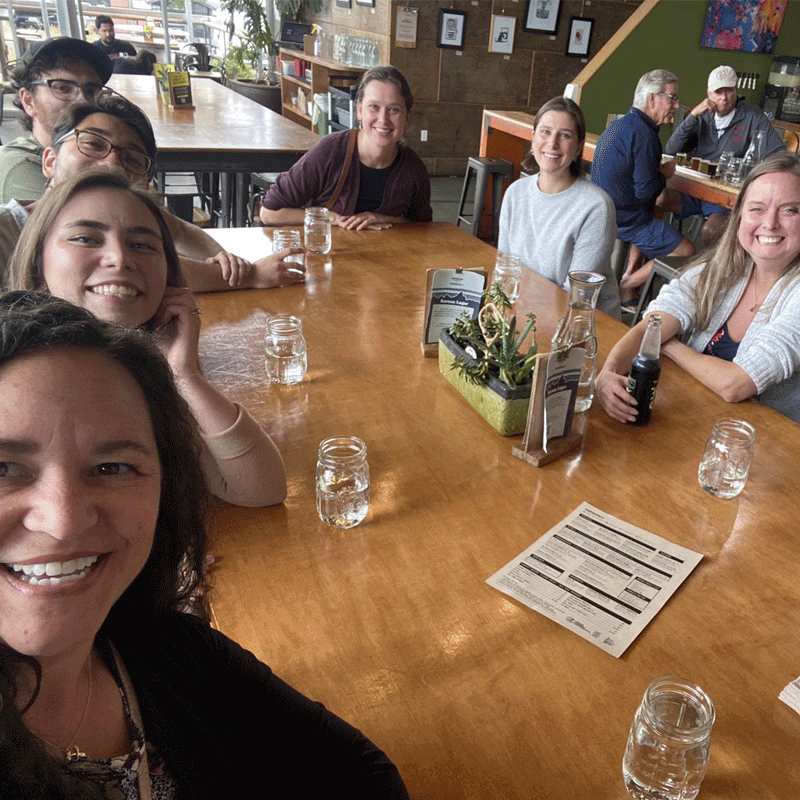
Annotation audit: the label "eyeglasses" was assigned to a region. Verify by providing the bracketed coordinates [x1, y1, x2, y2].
[61, 128, 153, 176]
[656, 91, 680, 106]
[29, 79, 112, 102]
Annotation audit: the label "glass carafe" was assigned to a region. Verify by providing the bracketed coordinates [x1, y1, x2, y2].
[550, 270, 606, 412]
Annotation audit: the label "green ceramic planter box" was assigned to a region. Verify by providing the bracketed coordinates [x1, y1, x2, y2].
[439, 330, 532, 436]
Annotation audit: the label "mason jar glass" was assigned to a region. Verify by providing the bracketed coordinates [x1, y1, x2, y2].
[623, 676, 715, 800]
[304, 207, 332, 254]
[698, 418, 756, 499]
[265, 314, 307, 385]
[493, 252, 523, 304]
[316, 436, 370, 528]
[272, 229, 304, 265]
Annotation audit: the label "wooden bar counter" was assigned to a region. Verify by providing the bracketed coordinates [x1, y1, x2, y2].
[201, 223, 800, 800]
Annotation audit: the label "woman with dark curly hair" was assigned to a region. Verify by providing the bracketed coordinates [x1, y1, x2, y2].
[7, 168, 286, 507]
[0, 293, 408, 799]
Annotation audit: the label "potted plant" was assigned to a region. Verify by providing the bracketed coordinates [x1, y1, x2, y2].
[222, 0, 281, 112]
[439, 284, 538, 436]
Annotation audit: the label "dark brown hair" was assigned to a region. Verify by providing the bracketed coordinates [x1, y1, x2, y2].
[522, 96, 586, 178]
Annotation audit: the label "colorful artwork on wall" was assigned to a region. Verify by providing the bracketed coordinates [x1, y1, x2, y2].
[700, 0, 788, 54]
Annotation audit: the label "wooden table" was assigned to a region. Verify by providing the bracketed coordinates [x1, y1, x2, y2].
[480, 110, 740, 210]
[108, 74, 319, 224]
[200, 223, 800, 800]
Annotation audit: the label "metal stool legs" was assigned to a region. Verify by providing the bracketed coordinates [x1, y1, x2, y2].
[456, 157, 514, 243]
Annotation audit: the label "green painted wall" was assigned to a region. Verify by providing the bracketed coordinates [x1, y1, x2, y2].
[581, 0, 800, 136]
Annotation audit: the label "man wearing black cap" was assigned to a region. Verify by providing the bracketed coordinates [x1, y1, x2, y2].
[0, 37, 112, 203]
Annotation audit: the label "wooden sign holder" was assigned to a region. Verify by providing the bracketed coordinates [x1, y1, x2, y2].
[512, 346, 584, 467]
[421, 267, 487, 357]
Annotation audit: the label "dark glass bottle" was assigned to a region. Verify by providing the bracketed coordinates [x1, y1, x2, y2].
[627, 314, 662, 427]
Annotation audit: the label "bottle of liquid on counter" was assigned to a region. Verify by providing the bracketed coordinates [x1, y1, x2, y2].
[742, 130, 764, 179]
[626, 314, 662, 426]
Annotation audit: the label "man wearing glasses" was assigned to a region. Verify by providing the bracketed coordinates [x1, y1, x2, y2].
[0, 37, 112, 203]
[591, 69, 695, 306]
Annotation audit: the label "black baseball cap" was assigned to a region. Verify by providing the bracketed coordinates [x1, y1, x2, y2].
[19, 37, 113, 84]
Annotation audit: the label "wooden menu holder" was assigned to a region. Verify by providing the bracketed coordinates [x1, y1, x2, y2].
[512, 346, 584, 467]
[421, 267, 487, 357]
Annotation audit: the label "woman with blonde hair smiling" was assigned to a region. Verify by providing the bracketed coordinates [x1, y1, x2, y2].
[597, 151, 800, 424]
[7, 167, 286, 506]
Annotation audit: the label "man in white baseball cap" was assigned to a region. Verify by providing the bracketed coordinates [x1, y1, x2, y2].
[664, 64, 784, 244]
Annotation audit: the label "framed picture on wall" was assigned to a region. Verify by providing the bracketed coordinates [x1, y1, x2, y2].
[566, 16, 593, 57]
[356, 0, 375, 6]
[437, 9, 466, 50]
[489, 15, 516, 54]
[523, 0, 561, 35]
[700, 0, 787, 53]
[336, 0, 351, 8]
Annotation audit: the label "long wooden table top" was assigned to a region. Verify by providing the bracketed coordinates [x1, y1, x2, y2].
[108, 74, 319, 155]
[200, 223, 800, 800]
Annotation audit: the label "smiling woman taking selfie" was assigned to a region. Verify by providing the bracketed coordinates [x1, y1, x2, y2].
[7, 169, 286, 507]
[597, 151, 800, 425]
[0, 294, 409, 799]
[259, 66, 432, 231]
[497, 96, 620, 317]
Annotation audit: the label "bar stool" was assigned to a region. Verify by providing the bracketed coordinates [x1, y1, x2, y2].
[629, 255, 689, 327]
[456, 156, 514, 243]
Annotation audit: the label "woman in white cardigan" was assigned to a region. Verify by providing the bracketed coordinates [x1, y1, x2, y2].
[597, 151, 800, 424]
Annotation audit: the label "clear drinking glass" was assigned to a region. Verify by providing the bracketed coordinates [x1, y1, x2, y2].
[725, 156, 745, 185]
[304, 207, 332, 254]
[493, 252, 523, 303]
[265, 314, 307, 385]
[316, 436, 370, 528]
[272, 229, 304, 266]
[698, 418, 756, 499]
[623, 676, 715, 800]
[551, 270, 606, 412]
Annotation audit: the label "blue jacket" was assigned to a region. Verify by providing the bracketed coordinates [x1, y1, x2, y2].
[590, 107, 666, 230]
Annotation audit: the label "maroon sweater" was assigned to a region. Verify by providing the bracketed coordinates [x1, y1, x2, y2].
[261, 129, 432, 222]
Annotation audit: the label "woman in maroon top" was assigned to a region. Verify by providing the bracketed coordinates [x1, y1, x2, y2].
[260, 66, 432, 231]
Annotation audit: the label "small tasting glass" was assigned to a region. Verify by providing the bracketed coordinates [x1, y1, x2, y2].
[697, 418, 755, 499]
[316, 436, 370, 529]
[265, 314, 307, 385]
[494, 253, 523, 304]
[272, 229, 304, 265]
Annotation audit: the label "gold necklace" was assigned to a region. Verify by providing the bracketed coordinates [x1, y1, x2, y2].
[749, 272, 765, 313]
[38, 653, 93, 762]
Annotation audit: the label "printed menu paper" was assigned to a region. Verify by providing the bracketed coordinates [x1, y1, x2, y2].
[486, 502, 702, 657]
[424, 269, 485, 345]
[780, 675, 800, 715]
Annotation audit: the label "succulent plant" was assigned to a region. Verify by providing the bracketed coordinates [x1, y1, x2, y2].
[449, 282, 537, 389]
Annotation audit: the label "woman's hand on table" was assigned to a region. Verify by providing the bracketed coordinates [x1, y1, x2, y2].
[251, 248, 306, 288]
[154, 286, 202, 379]
[335, 212, 394, 231]
[596, 369, 639, 424]
[207, 251, 254, 287]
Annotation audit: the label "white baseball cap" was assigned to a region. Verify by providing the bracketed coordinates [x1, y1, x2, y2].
[708, 65, 737, 92]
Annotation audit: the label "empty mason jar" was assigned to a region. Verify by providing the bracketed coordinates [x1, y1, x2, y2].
[494, 252, 523, 303]
[316, 436, 370, 529]
[272, 229, 304, 265]
[698, 418, 756, 499]
[304, 207, 332, 254]
[623, 676, 715, 800]
[265, 314, 307, 385]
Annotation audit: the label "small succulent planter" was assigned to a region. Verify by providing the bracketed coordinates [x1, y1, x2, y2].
[439, 329, 532, 436]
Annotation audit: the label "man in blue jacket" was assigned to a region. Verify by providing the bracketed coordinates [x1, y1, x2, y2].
[591, 69, 695, 305]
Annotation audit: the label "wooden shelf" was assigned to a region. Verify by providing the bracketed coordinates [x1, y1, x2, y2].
[279, 47, 364, 131]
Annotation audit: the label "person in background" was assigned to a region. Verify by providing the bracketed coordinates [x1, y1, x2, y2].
[112, 50, 157, 76]
[0, 292, 410, 798]
[93, 14, 137, 59]
[260, 65, 432, 230]
[591, 69, 695, 305]
[1, 37, 112, 202]
[596, 151, 800, 425]
[663, 65, 785, 246]
[498, 96, 620, 318]
[0, 94, 304, 291]
[8, 168, 287, 507]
